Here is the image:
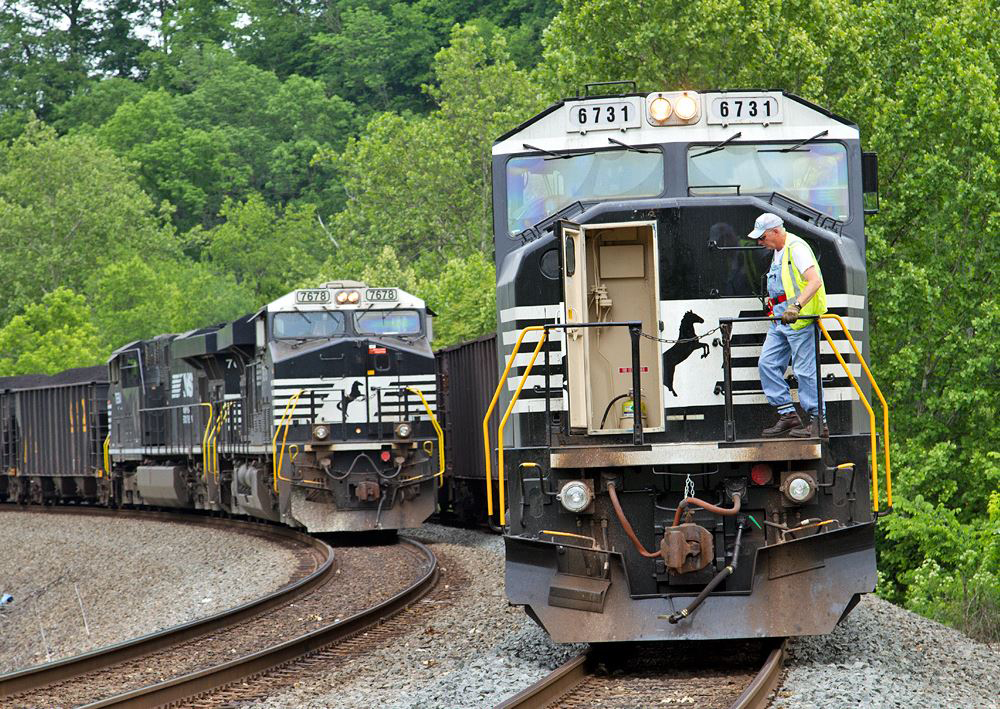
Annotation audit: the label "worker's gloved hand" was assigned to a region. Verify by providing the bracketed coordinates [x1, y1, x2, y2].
[781, 303, 801, 325]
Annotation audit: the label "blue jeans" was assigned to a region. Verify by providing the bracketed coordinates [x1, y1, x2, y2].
[759, 321, 825, 418]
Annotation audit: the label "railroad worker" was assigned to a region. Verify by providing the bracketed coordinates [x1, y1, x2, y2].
[747, 212, 829, 438]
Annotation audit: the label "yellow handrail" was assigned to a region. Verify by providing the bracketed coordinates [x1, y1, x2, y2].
[405, 387, 445, 485]
[200, 403, 214, 479]
[818, 314, 892, 511]
[208, 402, 232, 480]
[102, 433, 111, 478]
[272, 390, 305, 491]
[496, 329, 549, 526]
[482, 326, 547, 522]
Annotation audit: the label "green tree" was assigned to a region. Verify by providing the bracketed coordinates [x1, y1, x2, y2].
[87, 255, 257, 350]
[0, 121, 176, 322]
[0, 289, 104, 376]
[194, 193, 331, 303]
[419, 250, 496, 346]
[326, 23, 544, 264]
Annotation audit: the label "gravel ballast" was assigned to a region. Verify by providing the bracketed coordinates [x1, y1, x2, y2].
[0, 511, 300, 674]
[253, 523, 1000, 709]
[773, 593, 1000, 708]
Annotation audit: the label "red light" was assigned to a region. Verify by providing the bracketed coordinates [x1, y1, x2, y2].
[750, 463, 773, 485]
[380, 450, 391, 462]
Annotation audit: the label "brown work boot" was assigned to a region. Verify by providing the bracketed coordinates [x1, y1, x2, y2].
[762, 412, 802, 438]
[789, 416, 830, 439]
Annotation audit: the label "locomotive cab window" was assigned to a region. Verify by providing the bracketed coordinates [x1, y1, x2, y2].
[506, 148, 664, 236]
[355, 310, 422, 336]
[119, 353, 141, 388]
[687, 142, 849, 221]
[272, 311, 346, 339]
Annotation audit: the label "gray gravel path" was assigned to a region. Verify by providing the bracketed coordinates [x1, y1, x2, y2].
[0, 511, 299, 674]
[773, 593, 1000, 708]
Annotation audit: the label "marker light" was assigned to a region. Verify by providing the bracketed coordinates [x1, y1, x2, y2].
[557, 480, 593, 513]
[649, 96, 672, 123]
[395, 422, 413, 439]
[347, 290, 361, 304]
[750, 463, 773, 485]
[380, 450, 392, 462]
[312, 424, 330, 440]
[674, 93, 699, 121]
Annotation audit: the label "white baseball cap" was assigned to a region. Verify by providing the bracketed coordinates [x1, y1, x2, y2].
[747, 212, 783, 240]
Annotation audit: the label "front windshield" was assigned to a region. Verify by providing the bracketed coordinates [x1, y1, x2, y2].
[355, 310, 422, 336]
[506, 149, 664, 235]
[687, 142, 849, 220]
[273, 311, 346, 339]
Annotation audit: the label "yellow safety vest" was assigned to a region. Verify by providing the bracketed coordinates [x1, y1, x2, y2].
[780, 233, 827, 331]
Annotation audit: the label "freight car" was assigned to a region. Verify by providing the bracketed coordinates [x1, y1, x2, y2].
[481, 86, 892, 642]
[1, 282, 441, 533]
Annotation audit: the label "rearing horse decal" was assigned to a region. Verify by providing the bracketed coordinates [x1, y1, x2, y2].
[662, 311, 710, 397]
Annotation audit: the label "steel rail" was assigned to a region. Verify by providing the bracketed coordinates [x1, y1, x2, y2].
[731, 639, 787, 709]
[495, 638, 787, 709]
[81, 537, 438, 708]
[0, 506, 334, 699]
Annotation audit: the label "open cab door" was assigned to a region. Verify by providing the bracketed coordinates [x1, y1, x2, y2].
[561, 221, 664, 436]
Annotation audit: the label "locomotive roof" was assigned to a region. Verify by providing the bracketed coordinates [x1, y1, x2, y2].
[493, 88, 859, 155]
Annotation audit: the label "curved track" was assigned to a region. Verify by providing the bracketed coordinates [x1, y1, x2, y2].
[0, 506, 437, 708]
[496, 638, 786, 709]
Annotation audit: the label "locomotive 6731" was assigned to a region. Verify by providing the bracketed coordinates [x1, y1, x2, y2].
[485, 86, 890, 641]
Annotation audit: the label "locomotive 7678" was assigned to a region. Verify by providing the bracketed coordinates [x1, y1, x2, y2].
[485, 86, 890, 641]
[2, 282, 441, 533]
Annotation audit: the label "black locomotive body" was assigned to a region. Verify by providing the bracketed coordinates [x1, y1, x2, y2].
[487, 89, 886, 641]
[2, 282, 440, 533]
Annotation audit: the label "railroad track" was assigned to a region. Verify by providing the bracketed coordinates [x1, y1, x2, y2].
[496, 638, 786, 709]
[0, 506, 437, 708]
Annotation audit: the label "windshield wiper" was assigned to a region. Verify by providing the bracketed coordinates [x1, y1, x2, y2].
[292, 307, 313, 324]
[758, 129, 829, 153]
[607, 137, 659, 154]
[522, 143, 595, 161]
[690, 131, 743, 159]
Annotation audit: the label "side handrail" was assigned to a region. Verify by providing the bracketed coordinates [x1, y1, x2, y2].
[272, 390, 305, 491]
[405, 386, 445, 485]
[208, 402, 232, 481]
[482, 326, 547, 524]
[102, 433, 111, 478]
[818, 314, 892, 512]
[199, 403, 214, 479]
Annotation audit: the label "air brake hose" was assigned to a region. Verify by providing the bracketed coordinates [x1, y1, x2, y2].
[665, 519, 746, 624]
[672, 493, 742, 527]
[606, 482, 661, 558]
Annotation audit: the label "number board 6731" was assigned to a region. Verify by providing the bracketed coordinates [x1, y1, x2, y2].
[707, 95, 783, 125]
[567, 98, 641, 133]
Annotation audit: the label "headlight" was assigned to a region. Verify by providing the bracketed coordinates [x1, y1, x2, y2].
[312, 424, 330, 440]
[674, 93, 699, 121]
[335, 291, 349, 304]
[782, 472, 816, 504]
[395, 422, 413, 439]
[649, 96, 672, 122]
[558, 480, 593, 513]
[347, 290, 360, 304]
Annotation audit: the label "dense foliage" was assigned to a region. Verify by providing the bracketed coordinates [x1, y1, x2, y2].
[0, 0, 996, 640]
